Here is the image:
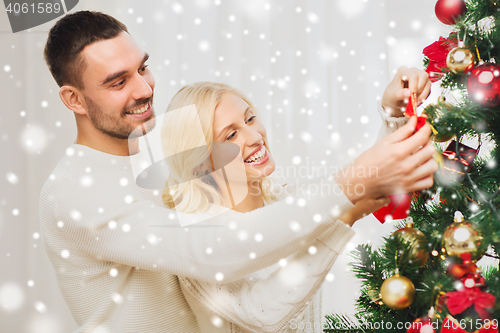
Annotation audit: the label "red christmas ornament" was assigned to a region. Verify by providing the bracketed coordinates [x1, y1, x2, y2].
[435, 0, 467, 25]
[467, 63, 500, 107]
[446, 253, 478, 279]
[407, 315, 437, 333]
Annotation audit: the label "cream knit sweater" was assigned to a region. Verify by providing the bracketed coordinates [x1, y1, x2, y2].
[39, 148, 355, 332]
[39, 103, 403, 333]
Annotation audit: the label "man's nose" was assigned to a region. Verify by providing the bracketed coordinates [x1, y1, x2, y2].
[131, 74, 153, 100]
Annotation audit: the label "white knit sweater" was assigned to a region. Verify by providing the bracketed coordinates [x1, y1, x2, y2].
[179, 214, 353, 333]
[39, 147, 355, 332]
[39, 102, 404, 333]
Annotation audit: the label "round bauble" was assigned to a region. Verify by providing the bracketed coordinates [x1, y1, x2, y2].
[367, 289, 384, 305]
[467, 63, 500, 107]
[446, 47, 474, 74]
[380, 273, 415, 310]
[443, 218, 487, 262]
[435, 0, 467, 25]
[393, 222, 429, 266]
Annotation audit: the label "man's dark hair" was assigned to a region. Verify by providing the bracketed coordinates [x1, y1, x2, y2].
[44, 11, 128, 89]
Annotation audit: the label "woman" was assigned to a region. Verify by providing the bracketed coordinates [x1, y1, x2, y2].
[161, 82, 388, 332]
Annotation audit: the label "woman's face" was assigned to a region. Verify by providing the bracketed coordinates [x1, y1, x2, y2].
[212, 93, 275, 182]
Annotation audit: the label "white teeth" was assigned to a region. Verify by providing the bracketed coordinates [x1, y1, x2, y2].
[245, 146, 266, 163]
[127, 104, 149, 114]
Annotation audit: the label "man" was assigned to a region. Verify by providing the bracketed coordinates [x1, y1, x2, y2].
[40, 11, 436, 332]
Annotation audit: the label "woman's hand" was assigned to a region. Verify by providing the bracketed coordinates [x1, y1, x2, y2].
[339, 196, 391, 227]
[381, 66, 432, 117]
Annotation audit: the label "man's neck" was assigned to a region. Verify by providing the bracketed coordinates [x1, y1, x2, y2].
[75, 128, 138, 156]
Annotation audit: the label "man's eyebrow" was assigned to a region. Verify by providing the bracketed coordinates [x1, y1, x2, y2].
[101, 53, 150, 85]
[217, 107, 252, 139]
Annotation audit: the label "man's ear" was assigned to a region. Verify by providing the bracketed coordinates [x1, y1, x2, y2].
[59, 86, 86, 115]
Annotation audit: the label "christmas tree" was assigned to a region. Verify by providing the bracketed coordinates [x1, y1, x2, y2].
[326, 0, 500, 332]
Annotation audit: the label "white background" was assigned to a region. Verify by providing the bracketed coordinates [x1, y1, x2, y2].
[0, 0, 452, 332]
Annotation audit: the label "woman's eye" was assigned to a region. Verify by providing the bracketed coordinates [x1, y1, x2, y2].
[226, 132, 237, 141]
[246, 116, 256, 123]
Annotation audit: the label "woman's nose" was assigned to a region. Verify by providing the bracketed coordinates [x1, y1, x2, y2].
[245, 127, 262, 146]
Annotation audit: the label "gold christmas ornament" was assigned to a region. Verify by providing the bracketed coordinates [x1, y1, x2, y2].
[446, 46, 475, 74]
[443, 211, 487, 262]
[393, 219, 429, 266]
[423, 97, 456, 143]
[380, 272, 416, 310]
[367, 289, 384, 305]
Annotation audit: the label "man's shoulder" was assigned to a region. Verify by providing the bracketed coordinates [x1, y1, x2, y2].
[39, 154, 78, 214]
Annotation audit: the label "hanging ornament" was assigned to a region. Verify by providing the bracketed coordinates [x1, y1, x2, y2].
[443, 211, 487, 262]
[422, 97, 456, 142]
[393, 218, 429, 266]
[367, 288, 384, 305]
[437, 141, 478, 185]
[467, 63, 500, 107]
[446, 45, 475, 74]
[446, 253, 478, 279]
[435, 0, 467, 25]
[407, 315, 437, 333]
[380, 270, 416, 310]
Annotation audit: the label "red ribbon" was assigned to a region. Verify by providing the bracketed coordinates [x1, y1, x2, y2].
[373, 92, 421, 224]
[372, 193, 411, 223]
[445, 289, 496, 319]
[404, 92, 428, 132]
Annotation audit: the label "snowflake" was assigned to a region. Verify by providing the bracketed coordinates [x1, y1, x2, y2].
[34, 301, 47, 313]
[6, 172, 18, 184]
[20, 124, 48, 154]
[0, 282, 25, 313]
[171, 2, 184, 14]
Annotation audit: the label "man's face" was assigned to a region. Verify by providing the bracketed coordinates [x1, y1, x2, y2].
[79, 32, 155, 139]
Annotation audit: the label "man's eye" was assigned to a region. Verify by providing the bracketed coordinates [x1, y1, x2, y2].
[112, 80, 125, 88]
[140, 65, 148, 72]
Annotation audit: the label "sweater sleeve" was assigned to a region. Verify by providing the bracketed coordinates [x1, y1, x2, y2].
[376, 101, 409, 142]
[178, 219, 354, 333]
[55, 173, 354, 284]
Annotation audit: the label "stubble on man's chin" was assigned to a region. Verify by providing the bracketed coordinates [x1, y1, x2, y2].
[128, 111, 156, 139]
[84, 95, 157, 140]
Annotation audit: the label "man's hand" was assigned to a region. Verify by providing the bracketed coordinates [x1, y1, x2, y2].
[381, 66, 432, 117]
[335, 116, 438, 204]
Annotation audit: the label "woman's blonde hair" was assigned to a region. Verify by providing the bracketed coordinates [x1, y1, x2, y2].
[161, 81, 282, 213]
